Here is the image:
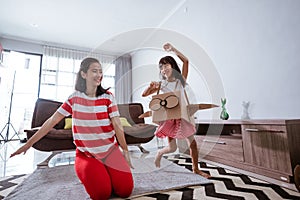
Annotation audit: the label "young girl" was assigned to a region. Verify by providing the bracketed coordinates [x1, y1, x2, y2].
[10, 57, 134, 199]
[142, 43, 211, 179]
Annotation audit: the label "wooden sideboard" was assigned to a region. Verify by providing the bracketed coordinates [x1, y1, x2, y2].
[178, 119, 300, 184]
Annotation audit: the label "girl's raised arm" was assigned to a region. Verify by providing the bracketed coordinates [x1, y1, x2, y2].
[163, 43, 189, 80]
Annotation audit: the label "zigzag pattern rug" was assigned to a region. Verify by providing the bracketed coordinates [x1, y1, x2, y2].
[131, 154, 300, 200]
[0, 154, 299, 200]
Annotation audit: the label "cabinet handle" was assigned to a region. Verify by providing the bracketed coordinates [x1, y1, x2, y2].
[244, 128, 284, 133]
[244, 128, 260, 132]
[203, 139, 226, 145]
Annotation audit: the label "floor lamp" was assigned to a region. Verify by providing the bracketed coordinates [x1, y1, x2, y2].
[0, 70, 21, 143]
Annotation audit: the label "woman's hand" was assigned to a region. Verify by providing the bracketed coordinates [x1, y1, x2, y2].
[10, 142, 32, 158]
[123, 150, 134, 169]
[10, 111, 65, 159]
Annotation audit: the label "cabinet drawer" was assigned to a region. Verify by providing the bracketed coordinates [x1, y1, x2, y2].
[242, 124, 292, 174]
[195, 135, 244, 162]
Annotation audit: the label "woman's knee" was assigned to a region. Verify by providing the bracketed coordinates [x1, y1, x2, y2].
[80, 169, 112, 200]
[105, 148, 134, 198]
[75, 155, 112, 200]
[111, 171, 134, 198]
[88, 187, 111, 200]
[114, 183, 133, 198]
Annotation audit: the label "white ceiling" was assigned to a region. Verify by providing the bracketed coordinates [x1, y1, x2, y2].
[0, 0, 187, 55]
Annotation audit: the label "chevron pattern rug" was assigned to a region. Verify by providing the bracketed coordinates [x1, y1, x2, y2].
[1, 154, 299, 200]
[135, 154, 300, 200]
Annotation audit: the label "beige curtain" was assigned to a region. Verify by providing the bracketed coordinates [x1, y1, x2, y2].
[115, 55, 132, 103]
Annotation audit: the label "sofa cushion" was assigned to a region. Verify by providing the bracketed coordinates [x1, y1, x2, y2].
[64, 118, 72, 129]
[120, 117, 132, 127]
[118, 103, 145, 125]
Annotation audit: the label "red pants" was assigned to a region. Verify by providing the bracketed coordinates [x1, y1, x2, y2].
[75, 147, 134, 200]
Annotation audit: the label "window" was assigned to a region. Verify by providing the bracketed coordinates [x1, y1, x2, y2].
[102, 62, 116, 95]
[0, 51, 41, 138]
[40, 55, 116, 102]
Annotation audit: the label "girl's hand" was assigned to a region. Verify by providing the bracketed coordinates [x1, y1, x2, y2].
[142, 81, 160, 97]
[123, 150, 134, 169]
[149, 81, 160, 89]
[10, 143, 32, 158]
[163, 43, 173, 52]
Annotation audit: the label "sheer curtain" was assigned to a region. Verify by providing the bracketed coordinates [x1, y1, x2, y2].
[41, 46, 116, 101]
[43, 46, 116, 62]
[115, 55, 132, 104]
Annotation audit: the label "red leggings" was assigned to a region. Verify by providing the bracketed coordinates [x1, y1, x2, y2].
[75, 147, 134, 200]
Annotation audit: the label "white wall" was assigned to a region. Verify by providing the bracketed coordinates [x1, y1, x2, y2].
[130, 50, 159, 124]
[0, 38, 43, 54]
[2, 0, 300, 119]
[132, 0, 300, 119]
[131, 44, 225, 121]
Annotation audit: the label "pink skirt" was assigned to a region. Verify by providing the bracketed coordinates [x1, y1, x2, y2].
[155, 119, 196, 139]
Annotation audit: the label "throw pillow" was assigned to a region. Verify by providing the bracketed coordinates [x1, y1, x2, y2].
[119, 117, 132, 127]
[64, 118, 72, 129]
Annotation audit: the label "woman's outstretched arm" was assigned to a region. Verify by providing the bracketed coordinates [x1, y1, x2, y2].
[10, 111, 65, 157]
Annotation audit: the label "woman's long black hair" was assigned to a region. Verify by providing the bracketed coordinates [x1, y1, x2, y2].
[75, 57, 109, 96]
[159, 56, 185, 87]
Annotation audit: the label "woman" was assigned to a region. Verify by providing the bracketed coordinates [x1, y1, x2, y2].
[11, 57, 134, 200]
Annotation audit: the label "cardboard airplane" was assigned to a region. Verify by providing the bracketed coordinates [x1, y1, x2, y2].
[138, 103, 219, 118]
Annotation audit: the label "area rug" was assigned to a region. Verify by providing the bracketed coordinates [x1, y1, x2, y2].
[2, 154, 300, 200]
[3, 156, 210, 200]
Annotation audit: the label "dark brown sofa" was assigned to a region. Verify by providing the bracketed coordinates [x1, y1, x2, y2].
[26, 98, 156, 153]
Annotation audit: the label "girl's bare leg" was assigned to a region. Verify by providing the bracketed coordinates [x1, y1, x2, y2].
[186, 135, 211, 178]
[155, 137, 177, 168]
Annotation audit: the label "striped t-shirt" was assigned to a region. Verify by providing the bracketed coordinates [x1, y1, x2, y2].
[57, 90, 120, 159]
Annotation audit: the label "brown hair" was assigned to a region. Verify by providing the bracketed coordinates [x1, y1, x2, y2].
[159, 56, 185, 86]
